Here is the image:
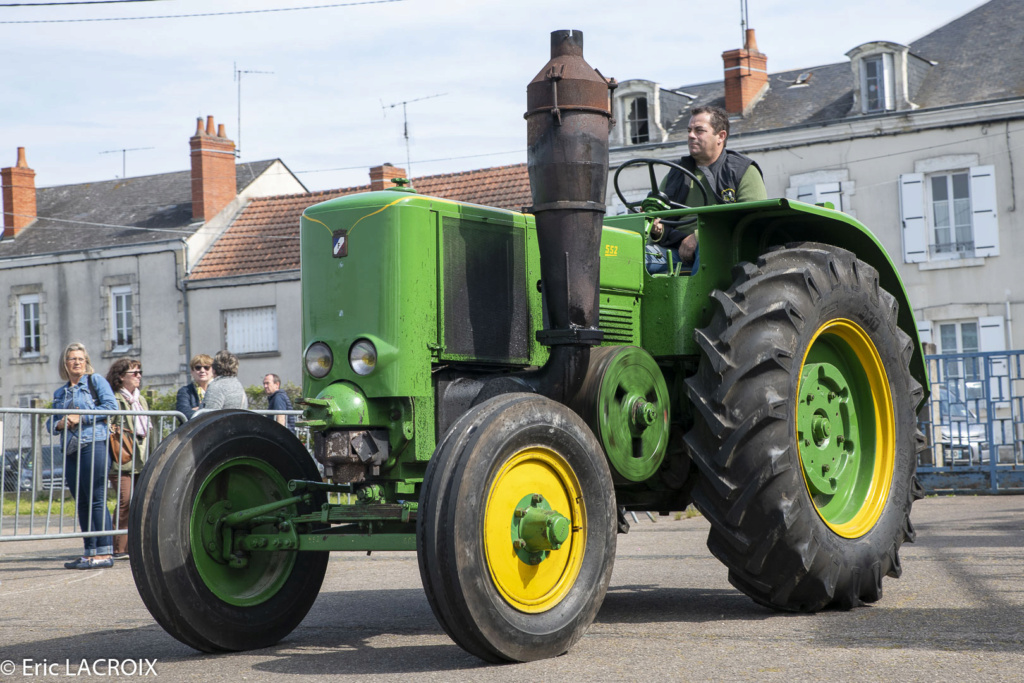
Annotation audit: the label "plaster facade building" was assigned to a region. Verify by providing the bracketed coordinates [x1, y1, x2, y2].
[608, 0, 1023, 362]
[0, 116, 306, 408]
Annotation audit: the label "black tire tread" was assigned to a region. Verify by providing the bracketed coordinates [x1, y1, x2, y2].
[685, 242, 924, 612]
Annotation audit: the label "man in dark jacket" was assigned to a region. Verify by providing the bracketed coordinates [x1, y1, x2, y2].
[648, 105, 766, 271]
[263, 374, 296, 432]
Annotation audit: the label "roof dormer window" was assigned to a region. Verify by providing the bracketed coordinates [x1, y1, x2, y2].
[609, 80, 670, 147]
[846, 41, 926, 115]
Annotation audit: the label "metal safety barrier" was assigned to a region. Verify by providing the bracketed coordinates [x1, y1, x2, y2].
[917, 350, 1024, 494]
[0, 407, 313, 543]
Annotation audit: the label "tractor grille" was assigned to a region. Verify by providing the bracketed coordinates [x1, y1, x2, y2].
[599, 304, 637, 344]
[442, 216, 529, 362]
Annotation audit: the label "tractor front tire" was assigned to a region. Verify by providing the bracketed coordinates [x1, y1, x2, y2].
[417, 393, 616, 662]
[129, 410, 328, 651]
[686, 243, 924, 611]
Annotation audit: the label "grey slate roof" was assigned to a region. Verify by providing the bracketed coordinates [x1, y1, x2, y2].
[656, 0, 1024, 143]
[0, 160, 277, 258]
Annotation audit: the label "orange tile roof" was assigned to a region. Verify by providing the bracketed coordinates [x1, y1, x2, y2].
[189, 164, 531, 280]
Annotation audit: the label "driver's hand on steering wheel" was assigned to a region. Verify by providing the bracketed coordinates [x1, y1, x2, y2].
[649, 218, 665, 243]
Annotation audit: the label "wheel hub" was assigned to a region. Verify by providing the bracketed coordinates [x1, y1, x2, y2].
[798, 362, 855, 495]
[796, 318, 896, 538]
[484, 447, 587, 613]
[511, 494, 571, 565]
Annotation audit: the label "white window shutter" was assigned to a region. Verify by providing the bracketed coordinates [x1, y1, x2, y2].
[916, 319, 933, 345]
[969, 165, 999, 257]
[978, 315, 1008, 404]
[978, 315, 1005, 352]
[882, 52, 895, 110]
[898, 173, 927, 263]
[223, 307, 278, 354]
[815, 182, 843, 211]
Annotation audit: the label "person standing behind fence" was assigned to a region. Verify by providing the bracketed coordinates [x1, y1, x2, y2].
[50, 342, 116, 570]
[176, 353, 213, 420]
[263, 374, 296, 432]
[106, 358, 150, 560]
[200, 350, 249, 410]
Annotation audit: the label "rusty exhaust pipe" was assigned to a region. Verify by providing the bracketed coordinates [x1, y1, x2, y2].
[472, 30, 614, 405]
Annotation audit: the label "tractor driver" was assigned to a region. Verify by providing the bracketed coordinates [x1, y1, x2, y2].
[647, 104, 766, 272]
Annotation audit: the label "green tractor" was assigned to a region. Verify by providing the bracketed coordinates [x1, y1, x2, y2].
[130, 30, 926, 663]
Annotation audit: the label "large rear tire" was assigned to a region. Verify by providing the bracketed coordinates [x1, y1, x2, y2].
[129, 410, 328, 651]
[417, 393, 616, 662]
[686, 243, 925, 611]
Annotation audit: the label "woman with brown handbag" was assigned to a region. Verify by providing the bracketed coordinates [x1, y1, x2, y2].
[105, 358, 150, 560]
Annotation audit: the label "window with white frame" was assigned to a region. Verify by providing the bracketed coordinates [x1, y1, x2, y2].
[18, 294, 41, 357]
[860, 54, 894, 113]
[627, 97, 650, 145]
[223, 306, 278, 354]
[939, 320, 980, 380]
[898, 165, 998, 264]
[919, 316, 1007, 399]
[111, 285, 133, 352]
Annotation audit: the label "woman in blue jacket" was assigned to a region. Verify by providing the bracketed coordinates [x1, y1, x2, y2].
[51, 342, 117, 569]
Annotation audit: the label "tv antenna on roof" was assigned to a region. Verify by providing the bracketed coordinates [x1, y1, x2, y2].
[99, 146, 154, 179]
[234, 63, 274, 158]
[740, 0, 750, 43]
[381, 92, 447, 179]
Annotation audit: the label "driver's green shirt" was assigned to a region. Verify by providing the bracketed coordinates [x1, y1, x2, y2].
[658, 164, 767, 207]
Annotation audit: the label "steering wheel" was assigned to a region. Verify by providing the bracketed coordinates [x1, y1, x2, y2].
[612, 158, 709, 220]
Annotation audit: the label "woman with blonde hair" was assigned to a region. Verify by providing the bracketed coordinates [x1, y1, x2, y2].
[50, 342, 117, 569]
[106, 357, 150, 560]
[176, 353, 213, 420]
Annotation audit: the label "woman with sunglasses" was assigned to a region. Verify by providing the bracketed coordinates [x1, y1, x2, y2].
[175, 353, 213, 420]
[50, 342, 117, 569]
[106, 358, 151, 560]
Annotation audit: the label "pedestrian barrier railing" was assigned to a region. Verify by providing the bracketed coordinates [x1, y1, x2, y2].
[917, 350, 1024, 494]
[0, 407, 313, 543]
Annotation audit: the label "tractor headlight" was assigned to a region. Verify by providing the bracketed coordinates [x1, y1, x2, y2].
[305, 342, 333, 379]
[349, 339, 377, 376]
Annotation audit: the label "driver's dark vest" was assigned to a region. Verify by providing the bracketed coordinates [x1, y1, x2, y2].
[663, 149, 762, 205]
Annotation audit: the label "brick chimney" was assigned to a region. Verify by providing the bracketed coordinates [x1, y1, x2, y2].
[722, 28, 769, 116]
[1, 147, 37, 238]
[369, 163, 407, 191]
[190, 115, 237, 222]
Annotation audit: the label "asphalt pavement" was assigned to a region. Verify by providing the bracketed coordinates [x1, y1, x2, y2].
[1, 495, 1022, 682]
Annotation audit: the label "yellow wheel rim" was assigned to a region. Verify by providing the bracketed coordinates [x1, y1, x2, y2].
[484, 448, 586, 613]
[797, 319, 895, 538]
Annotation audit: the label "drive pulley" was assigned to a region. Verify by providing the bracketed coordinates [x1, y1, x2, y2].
[573, 345, 670, 482]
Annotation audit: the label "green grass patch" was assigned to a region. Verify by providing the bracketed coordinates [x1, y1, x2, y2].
[673, 505, 702, 521]
[2, 493, 77, 517]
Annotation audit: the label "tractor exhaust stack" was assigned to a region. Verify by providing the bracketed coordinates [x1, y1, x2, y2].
[526, 29, 614, 346]
[471, 30, 614, 406]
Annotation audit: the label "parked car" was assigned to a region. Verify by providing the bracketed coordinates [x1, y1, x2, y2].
[934, 385, 988, 465]
[3, 447, 66, 493]
[3, 449, 29, 492]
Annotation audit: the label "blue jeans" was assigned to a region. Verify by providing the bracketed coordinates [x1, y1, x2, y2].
[644, 243, 699, 274]
[64, 438, 113, 556]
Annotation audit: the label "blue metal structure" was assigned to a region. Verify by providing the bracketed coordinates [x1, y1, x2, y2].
[917, 350, 1024, 493]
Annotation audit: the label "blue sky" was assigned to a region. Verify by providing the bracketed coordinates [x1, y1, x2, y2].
[1, 0, 984, 192]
